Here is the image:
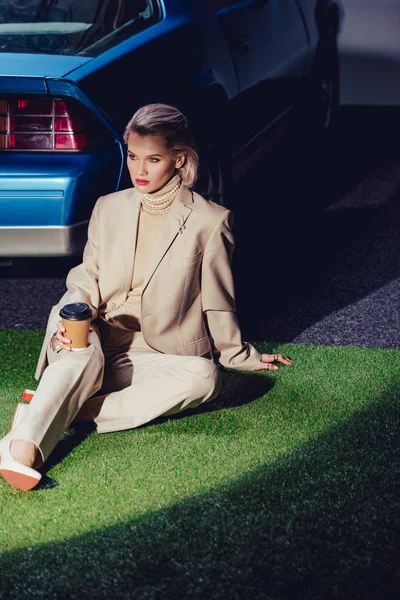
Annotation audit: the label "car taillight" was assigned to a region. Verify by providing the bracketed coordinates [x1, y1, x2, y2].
[0, 97, 110, 151]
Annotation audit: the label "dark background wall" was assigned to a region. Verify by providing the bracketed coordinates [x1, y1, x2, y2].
[339, 0, 400, 105]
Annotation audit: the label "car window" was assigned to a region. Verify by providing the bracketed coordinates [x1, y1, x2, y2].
[0, 0, 160, 56]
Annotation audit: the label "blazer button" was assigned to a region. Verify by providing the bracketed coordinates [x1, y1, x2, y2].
[110, 302, 116, 309]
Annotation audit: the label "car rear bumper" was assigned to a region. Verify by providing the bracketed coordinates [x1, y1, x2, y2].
[0, 222, 88, 257]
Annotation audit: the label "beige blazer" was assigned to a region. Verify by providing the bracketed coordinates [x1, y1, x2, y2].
[35, 185, 261, 380]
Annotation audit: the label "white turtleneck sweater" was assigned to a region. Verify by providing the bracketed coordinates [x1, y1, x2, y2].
[105, 174, 181, 351]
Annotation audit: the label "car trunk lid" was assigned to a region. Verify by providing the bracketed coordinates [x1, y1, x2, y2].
[0, 53, 92, 80]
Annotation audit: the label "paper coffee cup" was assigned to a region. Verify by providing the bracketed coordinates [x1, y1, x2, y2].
[59, 302, 92, 350]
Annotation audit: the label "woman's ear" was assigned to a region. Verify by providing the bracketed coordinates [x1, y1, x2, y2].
[175, 154, 186, 169]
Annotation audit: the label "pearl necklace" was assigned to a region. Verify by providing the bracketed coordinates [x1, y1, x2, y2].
[141, 182, 180, 214]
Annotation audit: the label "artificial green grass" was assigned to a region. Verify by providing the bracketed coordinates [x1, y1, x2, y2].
[0, 328, 399, 599]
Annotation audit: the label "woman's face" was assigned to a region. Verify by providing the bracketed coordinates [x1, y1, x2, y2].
[126, 132, 184, 193]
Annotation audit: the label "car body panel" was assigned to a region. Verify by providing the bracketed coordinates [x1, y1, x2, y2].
[0, 75, 48, 95]
[212, 0, 309, 152]
[73, 20, 206, 142]
[0, 145, 122, 226]
[0, 221, 88, 257]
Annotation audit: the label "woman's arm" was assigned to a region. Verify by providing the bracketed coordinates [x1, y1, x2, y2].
[201, 209, 262, 371]
[205, 310, 261, 370]
[35, 198, 102, 379]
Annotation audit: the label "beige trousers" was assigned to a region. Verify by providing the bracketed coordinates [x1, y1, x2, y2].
[3, 321, 221, 464]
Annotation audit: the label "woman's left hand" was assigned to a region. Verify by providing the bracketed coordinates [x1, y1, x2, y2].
[254, 353, 293, 371]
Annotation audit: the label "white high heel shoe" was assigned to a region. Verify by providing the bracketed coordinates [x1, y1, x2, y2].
[0, 402, 41, 490]
[0, 442, 42, 491]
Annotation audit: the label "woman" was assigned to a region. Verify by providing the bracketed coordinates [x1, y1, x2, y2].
[0, 103, 292, 491]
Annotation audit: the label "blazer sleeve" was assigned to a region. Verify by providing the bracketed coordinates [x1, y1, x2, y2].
[34, 198, 102, 380]
[201, 210, 261, 371]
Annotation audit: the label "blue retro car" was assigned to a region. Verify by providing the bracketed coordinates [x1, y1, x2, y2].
[0, 0, 343, 258]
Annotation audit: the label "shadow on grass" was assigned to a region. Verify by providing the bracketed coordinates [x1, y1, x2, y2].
[38, 422, 97, 483]
[152, 367, 275, 423]
[38, 368, 275, 480]
[1, 384, 399, 600]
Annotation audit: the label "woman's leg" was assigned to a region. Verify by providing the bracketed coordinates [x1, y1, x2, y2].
[1, 328, 104, 466]
[80, 351, 221, 433]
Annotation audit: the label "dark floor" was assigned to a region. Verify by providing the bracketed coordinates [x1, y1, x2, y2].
[233, 105, 400, 348]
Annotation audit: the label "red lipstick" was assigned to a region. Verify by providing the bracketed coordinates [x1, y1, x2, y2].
[135, 178, 149, 186]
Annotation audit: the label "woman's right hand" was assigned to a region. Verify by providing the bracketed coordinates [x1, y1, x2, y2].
[53, 321, 72, 351]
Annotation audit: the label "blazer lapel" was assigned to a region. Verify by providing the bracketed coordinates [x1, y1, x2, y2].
[142, 185, 194, 293]
[121, 189, 141, 293]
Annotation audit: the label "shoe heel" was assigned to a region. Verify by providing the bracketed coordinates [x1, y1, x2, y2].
[0, 443, 41, 491]
[0, 467, 41, 491]
[21, 389, 35, 402]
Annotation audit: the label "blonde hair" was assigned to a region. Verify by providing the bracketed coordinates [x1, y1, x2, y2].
[123, 103, 199, 187]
